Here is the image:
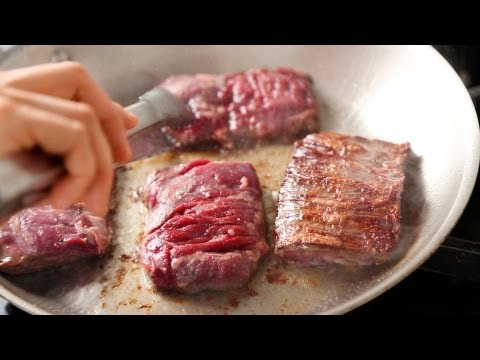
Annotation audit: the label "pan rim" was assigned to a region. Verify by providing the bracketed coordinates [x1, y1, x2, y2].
[321, 45, 480, 315]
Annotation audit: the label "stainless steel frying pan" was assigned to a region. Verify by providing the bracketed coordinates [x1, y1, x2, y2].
[0, 45, 478, 314]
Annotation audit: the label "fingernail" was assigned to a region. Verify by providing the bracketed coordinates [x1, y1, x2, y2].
[129, 113, 139, 126]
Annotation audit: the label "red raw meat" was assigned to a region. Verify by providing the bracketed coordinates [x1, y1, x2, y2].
[159, 68, 318, 149]
[0, 205, 111, 274]
[141, 160, 269, 293]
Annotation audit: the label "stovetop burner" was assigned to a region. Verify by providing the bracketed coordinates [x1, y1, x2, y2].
[1, 45, 479, 315]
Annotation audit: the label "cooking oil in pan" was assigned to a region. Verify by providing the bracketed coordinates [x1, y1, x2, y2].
[94, 145, 400, 315]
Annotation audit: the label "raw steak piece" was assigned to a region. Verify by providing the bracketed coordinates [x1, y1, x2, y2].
[0, 205, 111, 274]
[159, 68, 318, 149]
[274, 132, 410, 266]
[141, 160, 269, 293]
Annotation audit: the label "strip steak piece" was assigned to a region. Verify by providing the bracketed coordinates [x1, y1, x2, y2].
[159, 68, 318, 149]
[141, 160, 269, 293]
[274, 132, 410, 266]
[0, 205, 111, 274]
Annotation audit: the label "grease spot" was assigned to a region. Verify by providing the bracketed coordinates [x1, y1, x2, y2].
[266, 267, 287, 284]
[111, 266, 126, 289]
[227, 295, 240, 308]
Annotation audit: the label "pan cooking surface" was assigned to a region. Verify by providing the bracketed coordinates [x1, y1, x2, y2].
[0, 45, 478, 314]
[0, 146, 423, 314]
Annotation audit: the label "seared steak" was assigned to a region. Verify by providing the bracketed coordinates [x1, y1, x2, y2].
[141, 160, 269, 293]
[159, 68, 318, 149]
[274, 132, 410, 266]
[0, 205, 111, 274]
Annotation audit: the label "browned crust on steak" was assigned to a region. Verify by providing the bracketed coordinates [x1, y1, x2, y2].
[274, 132, 410, 266]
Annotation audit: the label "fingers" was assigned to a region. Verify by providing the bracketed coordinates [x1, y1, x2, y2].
[0, 87, 114, 216]
[0, 96, 96, 210]
[113, 101, 138, 130]
[0, 62, 133, 163]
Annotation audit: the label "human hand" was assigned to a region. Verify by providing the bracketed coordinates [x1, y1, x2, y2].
[0, 62, 138, 216]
